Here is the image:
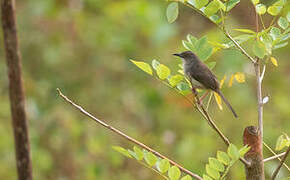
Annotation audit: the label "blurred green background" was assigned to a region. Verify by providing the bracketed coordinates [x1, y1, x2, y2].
[0, 0, 289, 179]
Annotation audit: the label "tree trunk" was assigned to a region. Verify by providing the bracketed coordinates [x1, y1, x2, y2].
[243, 126, 265, 180]
[1, 0, 33, 179]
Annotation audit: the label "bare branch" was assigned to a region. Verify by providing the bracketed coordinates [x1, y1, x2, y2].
[57, 89, 203, 180]
[263, 142, 290, 171]
[1, 0, 33, 179]
[254, 61, 264, 140]
[271, 146, 290, 180]
[264, 152, 286, 163]
[260, 64, 266, 82]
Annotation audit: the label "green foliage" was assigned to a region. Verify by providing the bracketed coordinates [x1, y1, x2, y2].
[130, 60, 153, 75]
[267, 0, 286, 16]
[253, 40, 267, 58]
[203, 144, 249, 179]
[182, 34, 214, 61]
[167, 2, 179, 23]
[255, 4, 266, 15]
[278, 17, 289, 30]
[225, 0, 240, 12]
[275, 133, 290, 151]
[233, 29, 256, 34]
[113, 146, 197, 180]
[204, 0, 222, 17]
[168, 166, 181, 180]
[156, 64, 171, 80]
[189, 0, 209, 9]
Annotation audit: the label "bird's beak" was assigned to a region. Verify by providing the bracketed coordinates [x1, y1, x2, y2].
[173, 53, 181, 57]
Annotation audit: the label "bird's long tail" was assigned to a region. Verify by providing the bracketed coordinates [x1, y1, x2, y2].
[216, 90, 238, 118]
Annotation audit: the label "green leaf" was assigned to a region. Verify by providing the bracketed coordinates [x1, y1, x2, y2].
[251, 0, 259, 5]
[152, 59, 160, 70]
[177, 82, 191, 91]
[207, 62, 216, 70]
[156, 64, 171, 80]
[239, 145, 251, 157]
[269, 27, 281, 40]
[216, 0, 226, 11]
[157, 159, 170, 173]
[203, 174, 213, 180]
[169, 74, 184, 87]
[275, 135, 289, 151]
[168, 166, 181, 180]
[233, 28, 256, 34]
[255, 4, 266, 15]
[133, 146, 144, 160]
[198, 46, 214, 61]
[209, 15, 221, 24]
[144, 151, 158, 166]
[181, 175, 192, 180]
[281, 33, 290, 41]
[278, 17, 289, 30]
[189, 0, 209, 9]
[252, 40, 266, 58]
[112, 146, 132, 158]
[130, 60, 153, 75]
[183, 40, 195, 52]
[196, 36, 208, 52]
[287, 12, 290, 22]
[225, 0, 240, 12]
[204, 0, 221, 17]
[167, 2, 179, 23]
[156, 159, 170, 173]
[225, 34, 255, 47]
[273, 41, 288, 49]
[208, 158, 225, 172]
[206, 164, 220, 179]
[187, 34, 198, 45]
[267, 5, 282, 16]
[227, 144, 240, 161]
[217, 151, 230, 165]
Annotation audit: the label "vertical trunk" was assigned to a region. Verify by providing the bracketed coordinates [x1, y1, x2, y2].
[1, 0, 33, 179]
[243, 126, 265, 180]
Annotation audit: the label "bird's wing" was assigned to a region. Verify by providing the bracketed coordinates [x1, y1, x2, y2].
[189, 63, 219, 91]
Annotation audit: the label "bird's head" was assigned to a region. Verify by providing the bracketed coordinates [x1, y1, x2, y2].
[173, 51, 198, 63]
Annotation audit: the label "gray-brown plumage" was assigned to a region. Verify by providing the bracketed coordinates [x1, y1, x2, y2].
[173, 51, 238, 118]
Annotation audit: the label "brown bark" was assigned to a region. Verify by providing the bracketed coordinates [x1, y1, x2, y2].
[243, 126, 265, 180]
[1, 0, 33, 179]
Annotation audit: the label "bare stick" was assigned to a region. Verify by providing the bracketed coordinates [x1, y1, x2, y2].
[57, 89, 203, 180]
[1, 0, 33, 179]
[263, 142, 290, 171]
[263, 152, 286, 163]
[254, 61, 263, 139]
[260, 65, 266, 82]
[271, 146, 290, 180]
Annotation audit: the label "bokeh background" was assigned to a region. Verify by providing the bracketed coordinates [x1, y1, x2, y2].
[0, 0, 289, 179]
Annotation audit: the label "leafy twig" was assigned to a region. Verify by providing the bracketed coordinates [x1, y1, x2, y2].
[56, 88, 203, 180]
[271, 146, 290, 180]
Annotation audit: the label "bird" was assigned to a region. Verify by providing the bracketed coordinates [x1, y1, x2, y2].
[173, 51, 238, 118]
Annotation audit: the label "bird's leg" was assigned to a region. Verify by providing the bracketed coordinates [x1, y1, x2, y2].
[200, 91, 210, 103]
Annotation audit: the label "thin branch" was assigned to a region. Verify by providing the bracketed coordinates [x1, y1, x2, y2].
[192, 89, 251, 166]
[223, 31, 256, 64]
[271, 146, 290, 180]
[260, 64, 266, 82]
[263, 142, 290, 171]
[264, 152, 286, 163]
[57, 89, 203, 180]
